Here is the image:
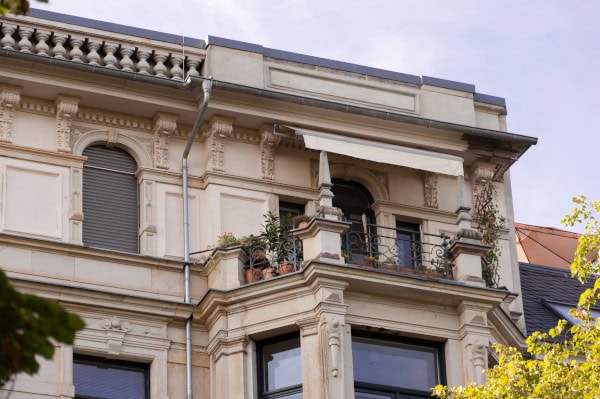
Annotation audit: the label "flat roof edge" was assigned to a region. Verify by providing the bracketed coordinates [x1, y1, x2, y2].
[28, 9, 206, 48]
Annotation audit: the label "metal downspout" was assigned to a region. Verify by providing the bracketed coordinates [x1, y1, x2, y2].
[182, 78, 212, 399]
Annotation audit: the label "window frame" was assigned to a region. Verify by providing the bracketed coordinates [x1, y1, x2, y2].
[257, 333, 303, 399]
[73, 354, 150, 399]
[352, 333, 445, 399]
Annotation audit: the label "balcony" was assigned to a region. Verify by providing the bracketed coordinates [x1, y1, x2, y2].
[205, 222, 454, 290]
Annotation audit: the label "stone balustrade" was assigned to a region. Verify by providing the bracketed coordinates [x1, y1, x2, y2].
[0, 18, 204, 81]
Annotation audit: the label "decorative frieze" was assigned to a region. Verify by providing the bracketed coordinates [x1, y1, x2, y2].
[206, 115, 234, 172]
[423, 172, 439, 208]
[259, 124, 281, 180]
[55, 95, 80, 152]
[0, 85, 22, 143]
[152, 113, 178, 169]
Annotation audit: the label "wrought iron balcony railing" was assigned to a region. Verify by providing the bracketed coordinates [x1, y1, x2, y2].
[343, 222, 453, 277]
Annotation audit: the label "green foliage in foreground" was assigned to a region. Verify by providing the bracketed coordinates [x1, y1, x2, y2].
[0, 269, 84, 387]
[0, 0, 47, 15]
[434, 195, 600, 399]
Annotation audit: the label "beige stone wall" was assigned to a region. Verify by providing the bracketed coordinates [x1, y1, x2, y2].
[0, 12, 530, 398]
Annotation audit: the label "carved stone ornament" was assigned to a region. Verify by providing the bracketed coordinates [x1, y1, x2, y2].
[153, 112, 178, 169]
[55, 95, 80, 152]
[471, 161, 496, 187]
[423, 172, 439, 208]
[0, 85, 22, 143]
[259, 124, 281, 180]
[468, 340, 487, 384]
[101, 316, 131, 332]
[208, 115, 234, 172]
[327, 319, 342, 377]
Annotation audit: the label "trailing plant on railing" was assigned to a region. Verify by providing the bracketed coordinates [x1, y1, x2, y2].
[473, 181, 506, 287]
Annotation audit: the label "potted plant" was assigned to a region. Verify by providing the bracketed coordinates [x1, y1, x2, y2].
[292, 214, 311, 229]
[261, 211, 295, 276]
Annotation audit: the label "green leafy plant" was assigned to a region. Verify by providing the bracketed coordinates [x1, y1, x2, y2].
[434, 196, 600, 399]
[260, 211, 293, 265]
[0, 269, 84, 386]
[472, 182, 505, 287]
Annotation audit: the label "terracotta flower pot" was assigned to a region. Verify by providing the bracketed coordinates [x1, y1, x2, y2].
[262, 267, 277, 279]
[245, 268, 262, 284]
[278, 262, 295, 275]
[297, 221, 309, 229]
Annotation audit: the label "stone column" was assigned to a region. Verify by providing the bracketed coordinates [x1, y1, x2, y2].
[458, 301, 493, 384]
[297, 317, 326, 398]
[294, 151, 350, 265]
[449, 229, 489, 286]
[209, 335, 250, 399]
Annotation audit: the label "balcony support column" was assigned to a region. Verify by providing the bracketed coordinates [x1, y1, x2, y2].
[449, 229, 489, 286]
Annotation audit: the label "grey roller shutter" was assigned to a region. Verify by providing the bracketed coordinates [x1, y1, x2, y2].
[82, 145, 139, 253]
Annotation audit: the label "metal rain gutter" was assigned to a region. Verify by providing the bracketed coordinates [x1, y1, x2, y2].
[210, 80, 538, 147]
[182, 77, 212, 399]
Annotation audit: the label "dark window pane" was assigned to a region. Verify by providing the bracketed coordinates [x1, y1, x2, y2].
[263, 337, 302, 391]
[352, 337, 438, 392]
[74, 357, 147, 399]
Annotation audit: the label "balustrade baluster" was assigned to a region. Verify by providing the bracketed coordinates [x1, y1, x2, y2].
[86, 39, 102, 65]
[186, 59, 200, 77]
[119, 46, 134, 72]
[34, 30, 50, 56]
[51, 33, 68, 59]
[17, 27, 34, 53]
[169, 55, 183, 80]
[136, 50, 151, 75]
[103, 43, 118, 69]
[153, 52, 168, 78]
[68, 37, 84, 62]
[1, 24, 16, 50]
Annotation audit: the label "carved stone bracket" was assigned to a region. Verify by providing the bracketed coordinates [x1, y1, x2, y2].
[152, 112, 178, 169]
[327, 319, 342, 377]
[471, 161, 496, 191]
[259, 124, 281, 180]
[55, 95, 80, 152]
[0, 85, 22, 143]
[466, 339, 488, 384]
[101, 316, 131, 357]
[207, 115, 234, 172]
[423, 172, 439, 208]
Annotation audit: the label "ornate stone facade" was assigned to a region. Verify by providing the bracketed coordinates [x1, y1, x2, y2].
[153, 112, 178, 169]
[55, 95, 80, 152]
[0, 85, 21, 143]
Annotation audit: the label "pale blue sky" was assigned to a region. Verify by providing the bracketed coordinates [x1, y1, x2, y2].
[33, 0, 600, 232]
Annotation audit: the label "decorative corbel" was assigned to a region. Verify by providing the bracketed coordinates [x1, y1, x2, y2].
[55, 95, 80, 152]
[101, 316, 131, 357]
[259, 124, 281, 180]
[423, 172, 439, 208]
[207, 115, 234, 172]
[327, 319, 342, 377]
[153, 112, 178, 169]
[0, 85, 22, 143]
[471, 161, 496, 193]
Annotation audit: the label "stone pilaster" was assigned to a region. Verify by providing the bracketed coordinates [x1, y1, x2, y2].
[0, 85, 22, 143]
[209, 334, 250, 399]
[458, 301, 493, 384]
[152, 112, 178, 169]
[55, 95, 80, 152]
[139, 180, 157, 256]
[69, 167, 84, 245]
[259, 124, 281, 179]
[297, 317, 326, 398]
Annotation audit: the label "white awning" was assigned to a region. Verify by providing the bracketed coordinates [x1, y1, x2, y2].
[291, 127, 464, 176]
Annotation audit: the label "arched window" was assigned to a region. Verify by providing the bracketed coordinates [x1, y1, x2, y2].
[82, 145, 139, 253]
